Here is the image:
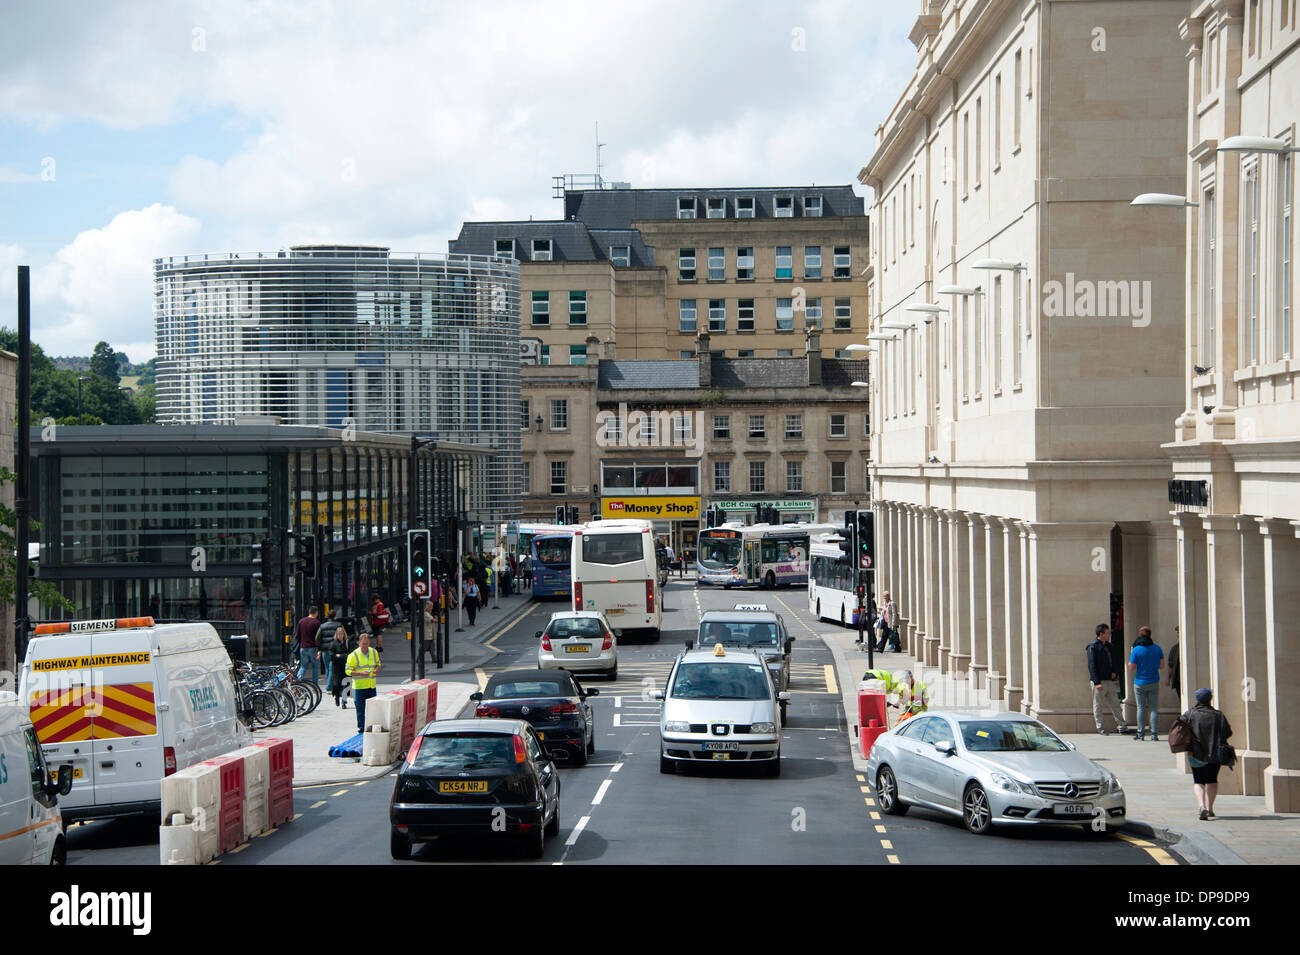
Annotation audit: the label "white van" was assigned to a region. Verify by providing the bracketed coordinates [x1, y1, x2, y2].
[571, 520, 663, 641]
[0, 693, 72, 864]
[18, 617, 250, 824]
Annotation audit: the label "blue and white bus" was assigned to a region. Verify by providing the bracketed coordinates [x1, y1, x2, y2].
[696, 523, 836, 589]
[808, 538, 864, 628]
[531, 532, 575, 598]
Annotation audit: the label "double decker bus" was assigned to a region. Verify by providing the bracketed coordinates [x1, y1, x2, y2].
[530, 531, 575, 598]
[696, 523, 836, 589]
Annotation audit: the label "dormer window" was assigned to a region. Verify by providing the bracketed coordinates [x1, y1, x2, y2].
[736, 197, 755, 218]
[532, 238, 552, 261]
[803, 195, 822, 217]
[610, 245, 630, 267]
[774, 196, 794, 218]
[706, 197, 726, 218]
[494, 238, 514, 259]
[677, 197, 696, 219]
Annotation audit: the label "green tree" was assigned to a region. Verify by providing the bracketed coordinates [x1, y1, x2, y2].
[0, 467, 75, 616]
[90, 341, 121, 384]
[134, 382, 157, 423]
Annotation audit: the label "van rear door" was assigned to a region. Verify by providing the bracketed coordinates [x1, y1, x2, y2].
[25, 634, 96, 812]
[88, 629, 161, 808]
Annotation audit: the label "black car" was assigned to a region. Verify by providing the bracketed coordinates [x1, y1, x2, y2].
[389, 718, 561, 859]
[471, 669, 599, 766]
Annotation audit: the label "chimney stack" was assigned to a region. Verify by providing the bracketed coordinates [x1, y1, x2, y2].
[697, 332, 711, 388]
[586, 334, 601, 366]
[805, 323, 822, 386]
[602, 337, 616, 360]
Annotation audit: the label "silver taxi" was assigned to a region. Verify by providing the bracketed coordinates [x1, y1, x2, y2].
[696, 604, 794, 708]
[654, 644, 789, 777]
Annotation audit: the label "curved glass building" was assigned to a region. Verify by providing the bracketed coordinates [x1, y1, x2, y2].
[155, 246, 520, 520]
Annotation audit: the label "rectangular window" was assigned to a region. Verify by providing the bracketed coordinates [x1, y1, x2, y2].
[994, 74, 1002, 166]
[834, 246, 851, 278]
[1249, 169, 1259, 364]
[961, 296, 969, 398]
[521, 461, 530, 494]
[709, 299, 727, 332]
[804, 246, 822, 279]
[974, 292, 984, 395]
[550, 399, 568, 431]
[713, 415, 731, 440]
[962, 111, 970, 195]
[785, 414, 803, 439]
[864, 413, 871, 436]
[540, 344, 550, 366]
[678, 197, 696, 219]
[830, 460, 846, 494]
[708, 247, 725, 280]
[679, 248, 696, 281]
[1204, 191, 1216, 363]
[532, 238, 552, 262]
[804, 195, 822, 217]
[1014, 50, 1022, 148]
[550, 460, 567, 495]
[736, 248, 755, 280]
[775, 246, 793, 280]
[713, 461, 731, 493]
[679, 350, 694, 360]
[776, 349, 793, 357]
[775, 298, 794, 330]
[610, 245, 630, 267]
[806, 297, 822, 329]
[834, 298, 852, 330]
[749, 460, 766, 493]
[679, 299, 698, 333]
[1282, 152, 1293, 358]
[1014, 274, 1023, 385]
[785, 460, 803, 492]
[829, 413, 846, 438]
[775, 196, 794, 217]
[495, 238, 514, 259]
[736, 197, 755, 218]
[993, 275, 1003, 390]
[569, 290, 587, 325]
[975, 97, 982, 187]
[707, 197, 726, 218]
[738, 299, 755, 331]
[531, 290, 550, 326]
[604, 412, 623, 443]
[569, 345, 587, 365]
[520, 399, 530, 430]
[749, 415, 766, 439]
[901, 183, 907, 254]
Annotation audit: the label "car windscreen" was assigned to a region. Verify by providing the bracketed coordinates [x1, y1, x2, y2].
[960, 720, 1070, 753]
[581, 533, 644, 565]
[410, 733, 514, 771]
[486, 678, 573, 699]
[548, 617, 603, 639]
[534, 538, 570, 566]
[698, 620, 780, 647]
[669, 662, 770, 700]
[699, 538, 742, 570]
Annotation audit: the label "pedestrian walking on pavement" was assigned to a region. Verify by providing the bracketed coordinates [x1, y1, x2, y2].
[326, 624, 351, 708]
[1183, 687, 1234, 820]
[1167, 627, 1181, 696]
[463, 577, 481, 626]
[345, 632, 381, 733]
[1128, 625, 1164, 741]
[873, 594, 900, 652]
[1087, 623, 1128, 735]
[318, 610, 342, 689]
[294, 606, 322, 685]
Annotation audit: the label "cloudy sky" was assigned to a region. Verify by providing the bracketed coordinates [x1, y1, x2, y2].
[0, 0, 918, 362]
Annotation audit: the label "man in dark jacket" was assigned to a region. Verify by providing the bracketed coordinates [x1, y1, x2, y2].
[1087, 623, 1128, 735]
[1184, 687, 1232, 820]
[318, 611, 342, 690]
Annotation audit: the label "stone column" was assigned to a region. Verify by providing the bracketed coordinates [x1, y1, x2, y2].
[984, 515, 1007, 703]
[1203, 514, 1248, 795]
[1000, 518, 1025, 712]
[1237, 517, 1271, 796]
[1261, 522, 1300, 813]
[1023, 521, 1116, 733]
[921, 507, 940, 666]
[935, 509, 950, 670]
[967, 512, 988, 689]
[902, 504, 918, 654]
[947, 511, 971, 680]
[1173, 513, 1210, 717]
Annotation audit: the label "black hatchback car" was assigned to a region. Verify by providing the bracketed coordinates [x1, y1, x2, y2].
[389, 718, 561, 859]
[471, 669, 599, 766]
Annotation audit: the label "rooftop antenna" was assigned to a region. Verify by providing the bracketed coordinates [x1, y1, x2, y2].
[596, 121, 606, 188]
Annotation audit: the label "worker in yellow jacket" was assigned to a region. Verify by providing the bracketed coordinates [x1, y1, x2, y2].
[346, 631, 381, 734]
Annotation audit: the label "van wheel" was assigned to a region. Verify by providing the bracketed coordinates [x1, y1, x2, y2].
[50, 837, 66, 866]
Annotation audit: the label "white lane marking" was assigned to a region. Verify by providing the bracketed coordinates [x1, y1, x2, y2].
[612, 713, 622, 727]
[592, 779, 613, 805]
[610, 762, 624, 773]
[614, 696, 622, 709]
[565, 815, 590, 846]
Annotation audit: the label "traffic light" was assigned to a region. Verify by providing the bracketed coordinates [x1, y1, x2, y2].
[555, 505, 566, 525]
[251, 539, 267, 581]
[407, 529, 432, 599]
[839, 509, 856, 562]
[856, 509, 875, 571]
[568, 505, 580, 525]
[296, 531, 318, 579]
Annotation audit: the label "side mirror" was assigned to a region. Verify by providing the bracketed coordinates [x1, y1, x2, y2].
[534, 630, 543, 639]
[684, 640, 694, 651]
[57, 764, 74, 796]
[584, 688, 600, 697]
[469, 691, 483, 702]
[650, 690, 664, 701]
[777, 691, 791, 702]
[784, 639, 794, 654]
[933, 740, 956, 756]
[1065, 740, 1077, 751]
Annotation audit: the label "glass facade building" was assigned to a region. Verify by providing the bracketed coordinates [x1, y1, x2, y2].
[154, 246, 520, 522]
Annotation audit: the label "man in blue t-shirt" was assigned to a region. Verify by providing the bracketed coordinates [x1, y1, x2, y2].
[1127, 625, 1165, 741]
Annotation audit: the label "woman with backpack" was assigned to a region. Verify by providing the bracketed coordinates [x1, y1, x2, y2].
[1178, 687, 1234, 821]
[326, 624, 353, 708]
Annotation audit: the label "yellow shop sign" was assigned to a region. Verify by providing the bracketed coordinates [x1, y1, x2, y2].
[601, 497, 700, 520]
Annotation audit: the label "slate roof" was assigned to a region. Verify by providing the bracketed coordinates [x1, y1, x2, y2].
[564, 185, 865, 227]
[595, 357, 869, 391]
[598, 360, 699, 389]
[450, 221, 656, 266]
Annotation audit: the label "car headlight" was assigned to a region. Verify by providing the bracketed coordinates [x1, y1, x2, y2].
[664, 721, 691, 733]
[1101, 770, 1122, 794]
[751, 722, 776, 734]
[990, 772, 1035, 795]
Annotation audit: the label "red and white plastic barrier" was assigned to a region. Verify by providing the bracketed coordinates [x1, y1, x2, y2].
[362, 682, 438, 766]
[858, 685, 888, 759]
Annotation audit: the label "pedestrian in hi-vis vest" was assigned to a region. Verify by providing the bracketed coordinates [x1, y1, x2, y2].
[346, 632, 381, 734]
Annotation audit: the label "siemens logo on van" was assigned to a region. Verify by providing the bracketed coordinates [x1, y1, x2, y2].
[70, 620, 123, 633]
[188, 685, 220, 712]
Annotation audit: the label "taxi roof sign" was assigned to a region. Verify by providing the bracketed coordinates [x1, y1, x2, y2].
[734, 604, 769, 611]
[713, 642, 726, 656]
[34, 617, 155, 636]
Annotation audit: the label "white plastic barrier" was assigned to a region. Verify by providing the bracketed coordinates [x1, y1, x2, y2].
[366, 693, 401, 733]
[362, 729, 393, 766]
[160, 762, 220, 863]
[234, 744, 270, 841]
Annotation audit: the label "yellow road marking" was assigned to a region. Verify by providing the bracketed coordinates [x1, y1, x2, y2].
[1116, 832, 1178, 865]
[824, 664, 838, 696]
[875, 825, 886, 833]
[864, 798, 875, 806]
[330, 789, 348, 797]
[887, 854, 900, 864]
[859, 785, 870, 794]
[353, 780, 367, 786]
[256, 828, 279, 838]
[483, 602, 536, 653]
[292, 813, 304, 821]
[476, 668, 488, 690]
[310, 800, 326, 809]
[230, 843, 249, 854]
[856, 774, 865, 783]
[880, 839, 893, 850]
[869, 811, 880, 820]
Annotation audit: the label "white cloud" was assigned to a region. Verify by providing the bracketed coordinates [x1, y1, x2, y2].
[31, 205, 201, 360]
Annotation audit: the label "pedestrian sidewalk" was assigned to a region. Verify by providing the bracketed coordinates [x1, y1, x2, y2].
[374, 586, 539, 675]
[817, 624, 1300, 865]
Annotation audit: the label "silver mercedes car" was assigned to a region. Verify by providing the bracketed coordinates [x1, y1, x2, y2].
[865, 710, 1126, 834]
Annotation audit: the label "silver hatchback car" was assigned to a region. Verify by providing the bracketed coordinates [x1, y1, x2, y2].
[654, 644, 790, 777]
[536, 611, 619, 679]
[865, 710, 1126, 834]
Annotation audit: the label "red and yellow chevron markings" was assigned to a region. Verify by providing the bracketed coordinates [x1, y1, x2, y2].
[30, 683, 157, 743]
